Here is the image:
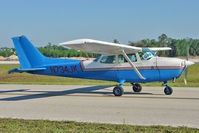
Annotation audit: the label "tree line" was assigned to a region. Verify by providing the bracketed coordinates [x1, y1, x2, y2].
[128, 34, 199, 57]
[37, 43, 99, 58]
[0, 34, 198, 57]
[0, 47, 15, 57]
[0, 43, 99, 58]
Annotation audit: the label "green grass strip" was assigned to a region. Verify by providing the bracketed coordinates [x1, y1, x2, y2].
[0, 118, 198, 133]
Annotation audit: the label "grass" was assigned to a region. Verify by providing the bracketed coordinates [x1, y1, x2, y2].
[0, 64, 199, 87]
[0, 118, 198, 133]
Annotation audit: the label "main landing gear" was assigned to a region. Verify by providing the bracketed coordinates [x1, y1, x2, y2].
[131, 83, 142, 92]
[113, 82, 142, 96]
[113, 86, 124, 96]
[113, 80, 125, 96]
[163, 82, 173, 95]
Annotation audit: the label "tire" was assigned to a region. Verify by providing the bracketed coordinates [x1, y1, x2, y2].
[113, 86, 124, 96]
[164, 86, 173, 95]
[133, 83, 142, 92]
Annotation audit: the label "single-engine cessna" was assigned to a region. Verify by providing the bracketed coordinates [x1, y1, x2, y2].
[9, 35, 194, 96]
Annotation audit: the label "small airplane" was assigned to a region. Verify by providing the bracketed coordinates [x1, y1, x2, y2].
[9, 35, 195, 96]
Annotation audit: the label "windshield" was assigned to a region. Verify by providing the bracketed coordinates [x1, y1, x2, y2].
[139, 48, 156, 60]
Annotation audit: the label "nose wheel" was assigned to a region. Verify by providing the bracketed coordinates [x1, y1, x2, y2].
[163, 82, 173, 95]
[164, 86, 173, 95]
[131, 83, 142, 92]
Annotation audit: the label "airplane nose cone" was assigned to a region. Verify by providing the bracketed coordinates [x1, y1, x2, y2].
[185, 60, 194, 66]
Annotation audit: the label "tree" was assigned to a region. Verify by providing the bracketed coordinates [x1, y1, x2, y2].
[158, 34, 168, 44]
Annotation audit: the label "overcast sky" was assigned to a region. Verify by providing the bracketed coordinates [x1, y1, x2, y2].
[0, 0, 199, 47]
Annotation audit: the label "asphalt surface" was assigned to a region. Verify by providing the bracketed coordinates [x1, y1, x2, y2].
[0, 84, 199, 128]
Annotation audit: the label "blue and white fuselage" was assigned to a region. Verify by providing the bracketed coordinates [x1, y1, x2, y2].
[34, 56, 186, 83]
[9, 35, 194, 96]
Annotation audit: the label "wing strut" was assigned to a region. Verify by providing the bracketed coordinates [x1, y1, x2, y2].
[122, 50, 145, 80]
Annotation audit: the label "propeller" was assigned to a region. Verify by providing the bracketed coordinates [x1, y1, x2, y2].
[184, 59, 195, 85]
[184, 64, 188, 85]
[184, 45, 194, 85]
[184, 46, 189, 85]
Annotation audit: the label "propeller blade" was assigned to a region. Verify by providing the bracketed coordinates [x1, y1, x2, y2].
[183, 60, 194, 85]
[184, 67, 188, 85]
[184, 45, 190, 85]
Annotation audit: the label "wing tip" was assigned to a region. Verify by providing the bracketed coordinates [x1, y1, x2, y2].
[149, 47, 172, 51]
[59, 38, 92, 46]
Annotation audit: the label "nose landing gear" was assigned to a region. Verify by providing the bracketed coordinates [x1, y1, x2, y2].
[163, 82, 173, 95]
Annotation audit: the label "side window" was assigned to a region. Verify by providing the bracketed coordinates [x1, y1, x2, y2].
[128, 54, 137, 62]
[118, 53, 137, 63]
[100, 55, 116, 64]
[118, 55, 126, 63]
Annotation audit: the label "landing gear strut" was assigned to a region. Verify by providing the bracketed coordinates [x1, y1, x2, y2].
[163, 82, 173, 95]
[131, 83, 142, 92]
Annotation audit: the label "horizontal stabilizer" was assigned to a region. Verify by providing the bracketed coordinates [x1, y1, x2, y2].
[8, 68, 46, 74]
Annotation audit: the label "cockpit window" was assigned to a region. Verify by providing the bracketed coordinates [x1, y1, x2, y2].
[100, 55, 116, 64]
[118, 53, 137, 63]
[139, 49, 155, 60]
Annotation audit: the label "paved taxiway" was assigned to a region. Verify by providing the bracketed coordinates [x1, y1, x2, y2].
[0, 84, 199, 128]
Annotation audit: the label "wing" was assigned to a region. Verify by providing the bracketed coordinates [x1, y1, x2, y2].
[60, 39, 171, 55]
[149, 47, 172, 51]
[60, 39, 142, 55]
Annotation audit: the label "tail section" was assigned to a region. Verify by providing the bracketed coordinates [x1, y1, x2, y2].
[9, 35, 81, 74]
[12, 35, 45, 69]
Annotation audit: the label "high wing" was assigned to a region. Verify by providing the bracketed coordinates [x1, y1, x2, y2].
[149, 47, 172, 52]
[60, 39, 171, 55]
[60, 39, 141, 55]
[60, 38, 171, 80]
